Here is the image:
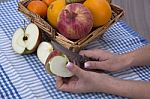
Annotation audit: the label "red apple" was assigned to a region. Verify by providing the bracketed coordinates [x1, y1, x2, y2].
[57, 3, 93, 40]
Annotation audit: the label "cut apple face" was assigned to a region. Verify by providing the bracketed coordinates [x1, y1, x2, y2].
[45, 50, 61, 75]
[50, 55, 73, 77]
[45, 50, 73, 77]
[45, 50, 62, 64]
[37, 42, 53, 64]
[12, 23, 41, 54]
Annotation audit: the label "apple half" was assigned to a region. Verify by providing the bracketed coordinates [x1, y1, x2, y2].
[45, 50, 73, 77]
[37, 42, 53, 64]
[12, 23, 41, 54]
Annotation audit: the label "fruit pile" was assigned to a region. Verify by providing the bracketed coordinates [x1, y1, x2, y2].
[27, 0, 112, 40]
[12, 0, 112, 77]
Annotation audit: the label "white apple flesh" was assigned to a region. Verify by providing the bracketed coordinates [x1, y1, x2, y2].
[12, 28, 26, 54]
[49, 55, 73, 77]
[37, 42, 53, 64]
[12, 23, 41, 54]
[45, 50, 62, 75]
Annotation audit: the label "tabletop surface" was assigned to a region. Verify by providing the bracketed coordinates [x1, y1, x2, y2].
[0, 0, 150, 99]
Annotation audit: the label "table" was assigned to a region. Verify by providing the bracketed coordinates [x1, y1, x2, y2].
[0, 0, 150, 99]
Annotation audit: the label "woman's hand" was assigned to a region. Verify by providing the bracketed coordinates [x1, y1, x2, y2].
[56, 47, 150, 98]
[56, 49, 131, 93]
[56, 62, 150, 99]
[80, 49, 132, 71]
[56, 62, 113, 93]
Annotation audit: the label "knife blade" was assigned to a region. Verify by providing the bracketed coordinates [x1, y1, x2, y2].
[51, 40, 93, 68]
[50, 40, 108, 73]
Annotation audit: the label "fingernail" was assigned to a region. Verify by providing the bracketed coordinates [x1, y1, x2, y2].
[84, 62, 90, 68]
[66, 62, 74, 71]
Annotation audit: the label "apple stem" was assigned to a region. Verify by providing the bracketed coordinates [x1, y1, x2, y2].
[65, 9, 77, 20]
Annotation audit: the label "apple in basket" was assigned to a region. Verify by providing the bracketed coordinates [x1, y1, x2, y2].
[57, 3, 93, 40]
[12, 23, 42, 54]
[45, 50, 73, 77]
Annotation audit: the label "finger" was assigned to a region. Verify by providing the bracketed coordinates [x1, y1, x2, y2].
[57, 82, 70, 92]
[56, 76, 63, 89]
[84, 61, 111, 71]
[56, 77, 77, 92]
[79, 49, 99, 59]
[56, 76, 70, 91]
[66, 62, 86, 78]
[57, 83, 76, 93]
[79, 49, 110, 59]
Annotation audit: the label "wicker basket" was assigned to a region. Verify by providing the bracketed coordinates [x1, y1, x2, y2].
[18, 0, 124, 52]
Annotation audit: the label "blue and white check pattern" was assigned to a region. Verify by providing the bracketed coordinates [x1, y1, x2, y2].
[0, 0, 150, 98]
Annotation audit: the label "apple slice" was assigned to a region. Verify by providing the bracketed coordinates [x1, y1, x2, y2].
[50, 55, 73, 77]
[45, 50, 62, 74]
[12, 23, 41, 54]
[37, 42, 53, 64]
[45, 50, 73, 77]
[45, 50, 62, 64]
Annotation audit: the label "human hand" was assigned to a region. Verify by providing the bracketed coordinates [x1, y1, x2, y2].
[80, 49, 132, 72]
[56, 62, 113, 93]
[56, 62, 150, 99]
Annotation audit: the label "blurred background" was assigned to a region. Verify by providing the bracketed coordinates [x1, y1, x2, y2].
[112, 0, 150, 41]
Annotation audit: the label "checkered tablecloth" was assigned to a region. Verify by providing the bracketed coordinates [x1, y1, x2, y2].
[0, 0, 150, 99]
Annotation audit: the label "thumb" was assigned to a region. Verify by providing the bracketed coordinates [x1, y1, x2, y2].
[66, 62, 85, 78]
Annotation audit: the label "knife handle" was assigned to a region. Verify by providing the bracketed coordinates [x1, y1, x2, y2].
[76, 55, 98, 68]
[76, 56, 108, 73]
[82, 55, 99, 62]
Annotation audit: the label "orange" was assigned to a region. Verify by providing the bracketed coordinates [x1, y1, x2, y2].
[42, 0, 55, 6]
[27, 1, 48, 18]
[47, 0, 66, 28]
[83, 0, 112, 27]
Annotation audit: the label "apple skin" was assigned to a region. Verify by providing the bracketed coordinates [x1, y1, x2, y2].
[45, 50, 62, 65]
[57, 3, 93, 40]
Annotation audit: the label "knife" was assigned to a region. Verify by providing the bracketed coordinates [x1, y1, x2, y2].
[51, 40, 89, 67]
[50, 40, 106, 73]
